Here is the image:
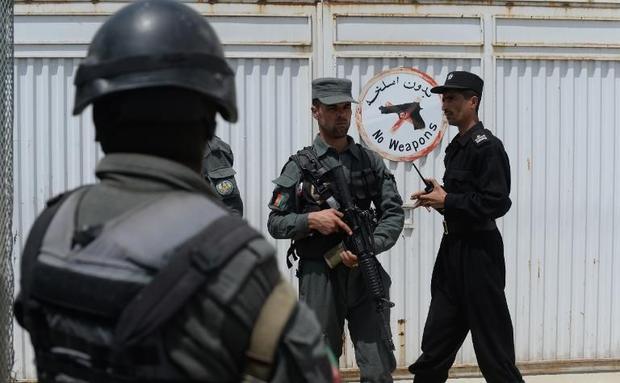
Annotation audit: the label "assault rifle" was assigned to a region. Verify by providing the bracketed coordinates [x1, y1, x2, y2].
[330, 165, 395, 351]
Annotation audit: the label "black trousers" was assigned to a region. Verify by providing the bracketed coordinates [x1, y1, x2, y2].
[409, 229, 523, 383]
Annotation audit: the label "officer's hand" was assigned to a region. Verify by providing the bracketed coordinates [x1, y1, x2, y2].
[410, 191, 428, 210]
[340, 250, 358, 268]
[410, 180, 432, 211]
[308, 209, 353, 236]
[414, 179, 447, 209]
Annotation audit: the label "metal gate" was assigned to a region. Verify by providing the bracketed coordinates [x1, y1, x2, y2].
[12, 2, 318, 380]
[11, 0, 620, 380]
[322, 2, 620, 378]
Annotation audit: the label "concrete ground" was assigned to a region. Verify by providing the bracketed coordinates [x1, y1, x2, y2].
[349, 372, 620, 383]
[445, 372, 620, 382]
[345, 370, 620, 382]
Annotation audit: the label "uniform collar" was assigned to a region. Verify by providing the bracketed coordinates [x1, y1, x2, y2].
[95, 153, 213, 195]
[313, 134, 360, 159]
[454, 121, 485, 147]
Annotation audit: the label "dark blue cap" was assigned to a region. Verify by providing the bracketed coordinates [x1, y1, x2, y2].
[431, 71, 483, 96]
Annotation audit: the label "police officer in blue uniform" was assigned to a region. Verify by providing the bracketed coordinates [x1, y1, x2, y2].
[408, 71, 524, 383]
[268, 78, 404, 382]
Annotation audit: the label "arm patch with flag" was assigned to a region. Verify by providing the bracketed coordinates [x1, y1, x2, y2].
[271, 192, 288, 209]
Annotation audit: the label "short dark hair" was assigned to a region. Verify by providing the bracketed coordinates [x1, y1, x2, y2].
[461, 89, 481, 114]
[312, 98, 321, 107]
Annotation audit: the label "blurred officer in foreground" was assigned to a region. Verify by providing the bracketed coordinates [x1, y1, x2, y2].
[14, 1, 338, 382]
[268, 78, 404, 382]
[408, 71, 523, 383]
[203, 136, 244, 216]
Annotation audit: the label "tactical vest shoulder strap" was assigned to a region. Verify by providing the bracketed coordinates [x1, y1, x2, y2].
[291, 146, 342, 208]
[355, 143, 383, 211]
[115, 214, 296, 382]
[115, 214, 262, 347]
[356, 143, 373, 169]
[290, 146, 330, 181]
[244, 278, 297, 382]
[15, 187, 89, 326]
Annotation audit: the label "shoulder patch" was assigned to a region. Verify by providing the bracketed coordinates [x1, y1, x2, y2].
[271, 192, 289, 209]
[215, 180, 235, 196]
[473, 133, 489, 146]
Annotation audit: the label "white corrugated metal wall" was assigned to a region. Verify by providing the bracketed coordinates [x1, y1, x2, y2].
[219, 57, 313, 270]
[496, 59, 620, 361]
[12, 1, 620, 380]
[13, 57, 99, 379]
[323, 2, 620, 377]
[12, 3, 317, 380]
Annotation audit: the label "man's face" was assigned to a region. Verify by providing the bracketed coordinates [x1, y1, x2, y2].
[441, 90, 478, 126]
[312, 101, 352, 139]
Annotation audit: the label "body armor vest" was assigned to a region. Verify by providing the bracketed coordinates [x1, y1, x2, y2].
[290, 145, 380, 260]
[14, 188, 285, 383]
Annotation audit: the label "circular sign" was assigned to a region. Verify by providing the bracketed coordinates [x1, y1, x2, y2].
[355, 67, 448, 162]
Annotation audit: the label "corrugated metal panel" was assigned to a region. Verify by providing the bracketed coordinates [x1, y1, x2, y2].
[13, 57, 100, 380]
[11, 56, 312, 380]
[337, 57, 483, 368]
[496, 59, 620, 362]
[220, 57, 313, 273]
[337, 59, 620, 370]
[11, 1, 620, 380]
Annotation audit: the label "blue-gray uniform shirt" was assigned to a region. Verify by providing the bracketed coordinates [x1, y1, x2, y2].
[203, 136, 243, 216]
[267, 134, 404, 255]
[66, 153, 334, 382]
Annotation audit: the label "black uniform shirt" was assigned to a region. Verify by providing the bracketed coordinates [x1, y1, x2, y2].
[443, 122, 512, 225]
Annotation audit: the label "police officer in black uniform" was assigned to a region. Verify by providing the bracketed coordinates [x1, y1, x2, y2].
[14, 1, 337, 382]
[203, 136, 243, 216]
[408, 71, 524, 383]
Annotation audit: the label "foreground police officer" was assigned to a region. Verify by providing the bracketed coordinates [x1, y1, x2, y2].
[268, 78, 404, 382]
[408, 71, 523, 382]
[14, 1, 337, 382]
[203, 136, 244, 216]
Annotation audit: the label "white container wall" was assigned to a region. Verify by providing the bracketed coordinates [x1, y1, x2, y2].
[496, 59, 620, 361]
[12, 56, 313, 379]
[12, 1, 620, 380]
[322, 4, 620, 377]
[12, 3, 317, 380]
[13, 57, 101, 379]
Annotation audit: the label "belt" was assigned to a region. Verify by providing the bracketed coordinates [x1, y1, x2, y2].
[442, 219, 496, 235]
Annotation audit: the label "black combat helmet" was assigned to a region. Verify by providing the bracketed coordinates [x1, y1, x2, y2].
[73, 0, 237, 122]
